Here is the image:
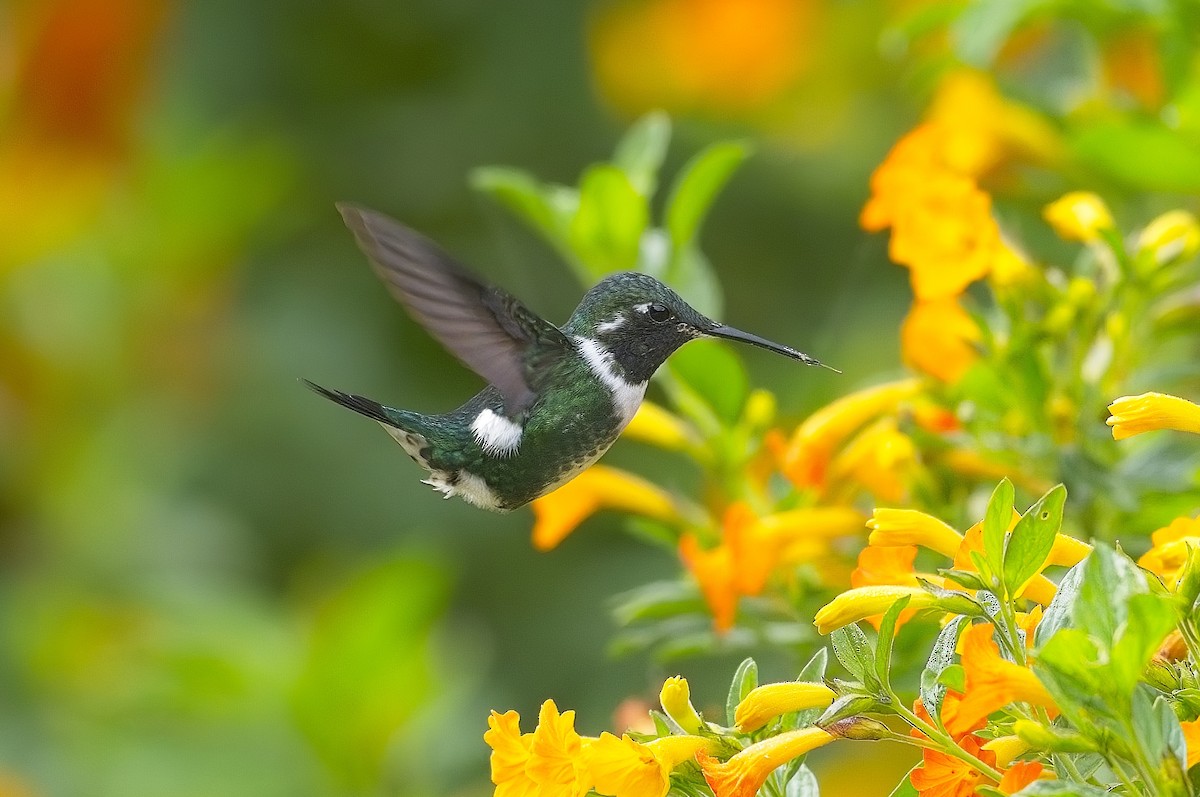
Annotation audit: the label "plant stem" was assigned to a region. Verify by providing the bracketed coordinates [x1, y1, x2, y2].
[892, 701, 1005, 783]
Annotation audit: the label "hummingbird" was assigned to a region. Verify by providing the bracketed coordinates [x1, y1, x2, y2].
[306, 204, 834, 512]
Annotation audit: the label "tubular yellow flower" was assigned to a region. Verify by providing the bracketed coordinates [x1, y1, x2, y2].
[824, 416, 918, 503]
[1138, 515, 1200, 589]
[1107, 392, 1200, 440]
[697, 727, 835, 797]
[659, 676, 705, 735]
[981, 736, 1030, 768]
[485, 710, 538, 797]
[1043, 192, 1114, 243]
[956, 624, 1057, 730]
[584, 733, 710, 797]
[781, 378, 921, 489]
[1138, 209, 1200, 264]
[1047, 533, 1091, 567]
[531, 465, 680, 551]
[734, 682, 835, 732]
[868, 508, 963, 558]
[813, 585, 936, 635]
[622, 400, 698, 452]
[901, 297, 982, 383]
[527, 700, 588, 797]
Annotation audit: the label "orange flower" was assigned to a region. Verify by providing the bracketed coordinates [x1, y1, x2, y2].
[697, 727, 835, 797]
[901, 297, 981, 383]
[997, 761, 1044, 794]
[849, 545, 927, 630]
[956, 624, 1058, 731]
[909, 732, 996, 797]
[679, 533, 737, 632]
[589, 0, 816, 117]
[1182, 719, 1200, 769]
[530, 465, 680, 551]
[913, 691, 984, 741]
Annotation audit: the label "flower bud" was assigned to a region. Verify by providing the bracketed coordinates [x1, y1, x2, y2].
[1043, 192, 1114, 243]
[659, 676, 704, 734]
[734, 682, 835, 732]
[1138, 209, 1200, 265]
[1013, 719, 1095, 753]
[823, 716, 890, 741]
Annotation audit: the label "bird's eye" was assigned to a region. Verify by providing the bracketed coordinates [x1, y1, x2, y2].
[647, 303, 672, 323]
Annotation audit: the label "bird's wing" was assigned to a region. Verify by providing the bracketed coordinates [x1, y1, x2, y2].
[338, 204, 572, 415]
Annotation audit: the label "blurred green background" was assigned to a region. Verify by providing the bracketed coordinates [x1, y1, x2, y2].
[2, 0, 1195, 795]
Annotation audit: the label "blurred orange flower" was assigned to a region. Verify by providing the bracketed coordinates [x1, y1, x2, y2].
[900, 298, 981, 383]
[531, 465, 681, 551]
[1101, 27, 1164, 110]
[589, 0, 818, 117]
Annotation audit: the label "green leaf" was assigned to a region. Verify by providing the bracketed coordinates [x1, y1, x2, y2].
[921, 616, 967, 719]
[949, 0, 1046, 66]
[1110, 593, 1178, 694]
[1003, 484, 1066, 597]
[875, 595, 911, 689]
[830, 624, 876, 685]
[610, 580, 707, 626]
[727, 657, 759, 726]
[666, 339, 748, 425]
[799, 647, 829, 682]
[982, 478, 1014, 580]
[471, 166, 574, 247]
[817, 693, 878, 726]
[1075, 543, 1148, 646]
[937, 664, 966, 694]
[570, 164, 648, 278]
[785, 763, 820, 797]
[1009, 781, 1111, 797]
[612, 111, 671, 198]
[665, 140, 751, 256]
[939, 569, 988, 591]
[1035, 558, 1085, 648]
[1071, 120, 1200, 193]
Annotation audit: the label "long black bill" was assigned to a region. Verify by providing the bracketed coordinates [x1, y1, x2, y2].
[707, 324, 841, 373]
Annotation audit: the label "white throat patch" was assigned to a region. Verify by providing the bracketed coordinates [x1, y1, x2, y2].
[574, 336, 647, 426]
[471, 408, 523, 457]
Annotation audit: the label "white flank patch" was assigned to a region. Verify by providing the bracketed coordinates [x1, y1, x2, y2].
[471, 407, 523, 457]
[574, 336, 647, 427]
[595, 314, 625, 334]
[421, 470, 502, 510]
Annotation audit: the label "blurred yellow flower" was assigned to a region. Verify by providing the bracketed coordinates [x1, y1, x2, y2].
[531, 465, 680, 551]
[659, 676, 704, 735]
[955, 624, 1057, 731]
[1138, 210, 1200, 264]
[1183, 719, 1200, 769]
[901, 297, 981, 383]
[1043, 192, 1114, 243]
[824, 417, 918, 503]
[813, 585, 936, 635]
[868, 508, 963, 558]
[622, 400, 698, 452]
[589, 0, 816, 117]
[733, 682, 835, 733]
[1107, 392, 1200, 440]
[1138, 515, 1200, 589]
[781, 378, 921, 489]
[697, 727, 835, 797]
[584, 732, 708, 797]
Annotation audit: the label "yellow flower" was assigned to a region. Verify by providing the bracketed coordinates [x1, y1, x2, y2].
[981, 736, 1030, 768]
[780, 378, 921, 489]
[1047, 533, 1091, 567]
[813, 585, 937, 635]
[527, 700, 588, 797]
[956, 624, 1058, 731]
[1182, 719, 1200, 769]
[697, 727, 835, 797]
[868, 508, 963, 558]
[1107, 392, 1200, 440]
[622, 400, 698, 452]
[485, 710, 538, 797]
[531, 465, 680, 551]
[824, 417, 918, 503]
[901, 297, 981, 383]
[755, 506, 867, 568]
[1138, 515, 1200, 589]
[584, 733, 710, 797]
[734, 682, 836, 732]
[659, 676, 704, 735]
[1139, 209, 1200, 264]
[1043, 192, 1114, 243]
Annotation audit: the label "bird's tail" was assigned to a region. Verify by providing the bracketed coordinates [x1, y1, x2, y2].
[301, 379, 399, 427]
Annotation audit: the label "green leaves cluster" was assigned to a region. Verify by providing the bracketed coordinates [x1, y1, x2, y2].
[473, 111, 750, 317]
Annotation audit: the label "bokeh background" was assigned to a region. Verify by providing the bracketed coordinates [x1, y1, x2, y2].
[2, 1, 1196, 795]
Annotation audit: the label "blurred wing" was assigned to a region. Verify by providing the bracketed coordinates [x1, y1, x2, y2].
[338, 204, 571, 414]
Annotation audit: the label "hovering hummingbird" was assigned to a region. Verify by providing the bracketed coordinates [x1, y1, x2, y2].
[306, 204, 835, 511]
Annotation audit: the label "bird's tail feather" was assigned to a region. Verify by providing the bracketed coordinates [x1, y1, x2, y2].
[301, 379, 398, 426]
